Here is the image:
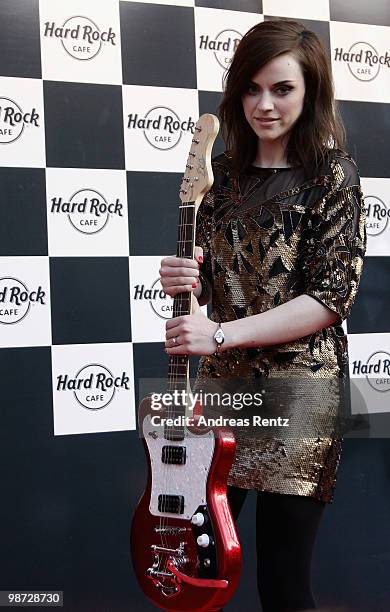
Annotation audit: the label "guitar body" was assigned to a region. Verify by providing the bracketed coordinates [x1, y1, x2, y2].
[131, 395, 242, 611]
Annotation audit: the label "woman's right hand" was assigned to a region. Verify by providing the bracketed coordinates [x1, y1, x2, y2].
[159, 246, 204, 298]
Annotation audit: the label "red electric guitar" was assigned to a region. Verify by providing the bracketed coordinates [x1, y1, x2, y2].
[130, 114, 242, 611]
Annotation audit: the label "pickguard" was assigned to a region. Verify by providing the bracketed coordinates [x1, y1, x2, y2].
[143, 414, 215, 520]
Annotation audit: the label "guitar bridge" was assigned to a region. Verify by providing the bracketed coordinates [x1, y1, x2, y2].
[151, 542, 186, 557]
[154, 526, 187, 534]
[147, 547, 187, 598]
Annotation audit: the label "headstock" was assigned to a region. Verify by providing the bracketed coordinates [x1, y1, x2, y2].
[179, 113, 220, 207]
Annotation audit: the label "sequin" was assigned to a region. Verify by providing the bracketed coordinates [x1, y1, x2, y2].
[194, 150, 367, 504]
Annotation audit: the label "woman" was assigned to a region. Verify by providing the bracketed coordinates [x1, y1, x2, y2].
[159, 19, 366, 612]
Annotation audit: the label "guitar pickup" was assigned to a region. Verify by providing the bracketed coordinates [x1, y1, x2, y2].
[158, 494, 185, 514]
[161, 445, 186, 465]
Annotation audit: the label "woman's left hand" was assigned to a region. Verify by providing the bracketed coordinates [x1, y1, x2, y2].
[165, 297, 219, 356]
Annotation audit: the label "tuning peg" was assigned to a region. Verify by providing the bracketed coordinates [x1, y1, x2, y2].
[195, 126, 202, 132]
[192, 138, 200, 144]
[189, 152, 196, 157]
[180, 189, 188, 194]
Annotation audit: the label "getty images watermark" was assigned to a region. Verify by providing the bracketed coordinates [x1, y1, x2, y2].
[137, 377, 364, 439]
[148, 389, 291, 429]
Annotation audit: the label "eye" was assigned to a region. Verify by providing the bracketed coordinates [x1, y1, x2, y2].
[275, 86, 293, 95]
[246, 83, 258, 95]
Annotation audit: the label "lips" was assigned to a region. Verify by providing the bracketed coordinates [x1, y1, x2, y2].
[255, 117, 279, 123]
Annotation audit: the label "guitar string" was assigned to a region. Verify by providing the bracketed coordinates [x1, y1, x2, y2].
[161, 178, 189, 575]
[159, 149, 200, 583]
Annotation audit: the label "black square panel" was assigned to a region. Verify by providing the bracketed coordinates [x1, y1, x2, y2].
[44, 82, 125, 169]
[50, 257, 131, 344]
[0, 347, 52, 445]
[0, 168, 47, 256]
[338, 101, 390, 178]
[120, 2, 196, 88]
[0, 0, 41, 79]
[347, 257, 390, 334]
[330, 0, 390, 27]
[198, 90, 225, 157]
[133, 343, 202, 408]
[133, 342, 169, 406]
[195, 0, 262, 12]
[127, 171, 184, 256]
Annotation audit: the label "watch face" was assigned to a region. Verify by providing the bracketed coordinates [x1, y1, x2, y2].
[214, 329, 224, 344]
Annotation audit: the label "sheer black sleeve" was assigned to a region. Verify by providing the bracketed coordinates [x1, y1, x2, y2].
[300, 154, 367, 323]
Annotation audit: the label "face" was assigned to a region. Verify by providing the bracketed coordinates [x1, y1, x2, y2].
[241, 52, 306, 145]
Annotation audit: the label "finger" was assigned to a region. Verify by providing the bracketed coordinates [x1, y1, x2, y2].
[160, 269, 200, 284]
[162, 276, 199, 287]
[165, 345, 189, 355]
[165, 332, 183, 348]
[161, 257, 199, 270]
[165, 328, 182, 341]
[194, 246, 204, 264]
[166, 317, 183, 331]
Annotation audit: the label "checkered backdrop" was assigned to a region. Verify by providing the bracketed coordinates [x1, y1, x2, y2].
[0, 1, 389, 610]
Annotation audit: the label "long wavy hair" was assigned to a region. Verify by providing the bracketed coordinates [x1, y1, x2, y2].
[219, 19, 347, 177]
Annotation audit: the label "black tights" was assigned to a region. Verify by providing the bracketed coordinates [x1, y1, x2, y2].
[218, 485, 326, 612]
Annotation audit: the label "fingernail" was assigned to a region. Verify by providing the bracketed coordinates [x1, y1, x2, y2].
[192, 283, 197, 288]
[198, 255, 203, 263]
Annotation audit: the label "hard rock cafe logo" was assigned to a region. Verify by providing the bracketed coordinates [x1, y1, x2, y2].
[0, 277, 46, 325]
[0, 97, 40, 144]
[352, 351, 390, 393]
[133, 278, 174, 319]
[43, 16, 116, 61]
[334, 42, 390, 82]
[199, 30, 242, 70]
[127, 107, 196, 150]
[364, 195, 389, 237]
[50, 189, 124, 235]
[56, 364, 130, 410]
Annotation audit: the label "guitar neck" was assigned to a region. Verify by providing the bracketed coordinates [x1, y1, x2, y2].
[163, 113, 219, 439]
[167, 199, 196, 393]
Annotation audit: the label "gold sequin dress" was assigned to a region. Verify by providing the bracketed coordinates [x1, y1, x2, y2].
[194, 149, 367, 503]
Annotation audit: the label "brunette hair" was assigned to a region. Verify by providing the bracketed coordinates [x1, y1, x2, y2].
[219, 19, 347, 176]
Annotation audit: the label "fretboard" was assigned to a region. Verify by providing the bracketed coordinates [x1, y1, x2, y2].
[165, 201, 197, 440]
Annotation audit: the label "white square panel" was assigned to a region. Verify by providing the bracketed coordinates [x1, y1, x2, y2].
[51, 342, 136, 435]
[0, 257, 52, 348]
[331, 21, 390, 103]
[0, 77, 45, 167]
[262, 0, 330, 21]
[348, 332, 390, 415]
[195, 7, 262, 92]
[123, 85, 199, 172]
[361, 177, 390, 256]
[46, 168, 129, 256]
[39, 0, 122, 84]
[121, 0, 194, 5]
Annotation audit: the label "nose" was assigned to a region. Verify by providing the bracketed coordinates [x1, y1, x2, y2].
[256, 92, 274, 112]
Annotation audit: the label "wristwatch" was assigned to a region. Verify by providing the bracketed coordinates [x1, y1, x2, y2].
[213, 322, 225, 354]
